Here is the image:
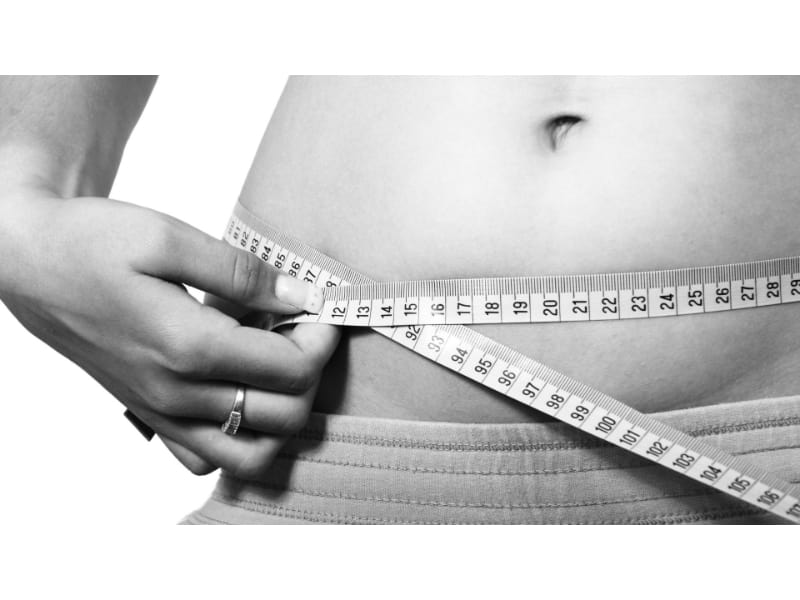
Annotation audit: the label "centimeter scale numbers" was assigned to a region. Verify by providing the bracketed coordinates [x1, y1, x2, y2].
[225, 208, 800, 523]
[305, 262, 800, 327]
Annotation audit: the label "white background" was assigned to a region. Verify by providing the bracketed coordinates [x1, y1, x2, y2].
[0, 75, 288, 524]
[1, 1, 797, 597]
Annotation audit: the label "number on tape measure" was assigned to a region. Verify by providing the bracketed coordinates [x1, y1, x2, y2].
[224, 205, 800, 524]
[317, 257, 800, 326]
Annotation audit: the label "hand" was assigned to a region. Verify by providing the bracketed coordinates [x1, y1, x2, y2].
[0, 191, 340, 478]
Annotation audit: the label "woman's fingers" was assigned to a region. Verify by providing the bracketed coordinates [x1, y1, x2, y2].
[202, 292, 251, 321]
[138, 277, 340, 395]
[149, 324, 339, 434]
[138, 407, 287, 481]
[203, 322, 341, 393]
[121, 219, 341, 477]
[167, 381, 319, 435]
[149, 219, 323, 315]
[160, 436, 216, 475]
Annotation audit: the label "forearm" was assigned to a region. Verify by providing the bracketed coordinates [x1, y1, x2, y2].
[0, 76, 156, 198]
[0, 76, 156, 296]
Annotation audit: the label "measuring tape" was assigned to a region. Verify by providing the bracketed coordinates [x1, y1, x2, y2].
[309, 258, 800, 327]
[225, 202, 800, 524]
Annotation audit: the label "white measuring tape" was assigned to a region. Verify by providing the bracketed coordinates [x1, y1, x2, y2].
[225, 202, 800, 524]
[310, 258, 800, 327]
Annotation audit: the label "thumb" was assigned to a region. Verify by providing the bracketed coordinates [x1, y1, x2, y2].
[147, 219, 323, 315]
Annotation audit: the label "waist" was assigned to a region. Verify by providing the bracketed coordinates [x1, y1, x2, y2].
[237, 76, 800, 421]
[185, 394, 800, 524]
[235, 191, 800, 421]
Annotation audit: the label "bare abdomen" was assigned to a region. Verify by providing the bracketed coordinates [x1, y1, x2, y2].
[238, 76, 800, 422]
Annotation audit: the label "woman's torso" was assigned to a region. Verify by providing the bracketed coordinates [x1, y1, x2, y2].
[238, 76, 800, 423]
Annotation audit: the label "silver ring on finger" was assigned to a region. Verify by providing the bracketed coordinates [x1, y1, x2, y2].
[221, 385, 247, 436]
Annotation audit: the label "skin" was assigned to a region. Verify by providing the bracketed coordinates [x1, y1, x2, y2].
[0, 76, 338, 478]
[241, 76, 800, 422]
[2, 76, 798, 483]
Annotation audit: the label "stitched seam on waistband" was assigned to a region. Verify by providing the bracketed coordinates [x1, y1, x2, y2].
[275, 445, 800, 476]
[293, 429, 595, 451]
[275, 451, 645, 475]
[211, 492, 767, 525]
[689, 416, 800, 437]
[629, 509, 768, 525]
[221, 475, 727, 509]
[294, 416, 800, 451]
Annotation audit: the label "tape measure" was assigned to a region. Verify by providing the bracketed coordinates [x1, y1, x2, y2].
[225, 202, 800, 524]
[310, 257, 800, 327]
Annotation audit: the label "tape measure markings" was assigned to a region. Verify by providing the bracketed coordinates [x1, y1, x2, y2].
[298, 258, 800, 327]
[226, 204, 800, 523]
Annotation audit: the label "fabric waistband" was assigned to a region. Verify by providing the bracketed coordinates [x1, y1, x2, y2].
[186, 395, 800, 524]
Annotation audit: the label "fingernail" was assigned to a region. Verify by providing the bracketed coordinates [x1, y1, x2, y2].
[275, 275, 324, 313]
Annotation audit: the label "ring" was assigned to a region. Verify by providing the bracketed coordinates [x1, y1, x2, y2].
[221, 385, 247, 436]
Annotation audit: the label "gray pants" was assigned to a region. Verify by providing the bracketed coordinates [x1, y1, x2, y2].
[182, 395, 800, 524]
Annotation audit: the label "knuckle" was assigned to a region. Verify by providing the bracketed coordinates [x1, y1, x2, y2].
[159, 328, 214, 377]
[157, 328, 191, 371]
[230, 250, 263, 303]
[145, 384, 184, 417]
[163, 344, 198, 376]
[179, 342, 215, 379]
[140, 213, 180, 264]
[285, 357, 319, 394]
[286, 366, 315, 394]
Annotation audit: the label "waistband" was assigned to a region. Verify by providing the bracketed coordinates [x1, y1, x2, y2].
[185, 395, 800, 524]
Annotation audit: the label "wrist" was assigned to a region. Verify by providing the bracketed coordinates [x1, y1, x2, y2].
[0, 189, 58, 299]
